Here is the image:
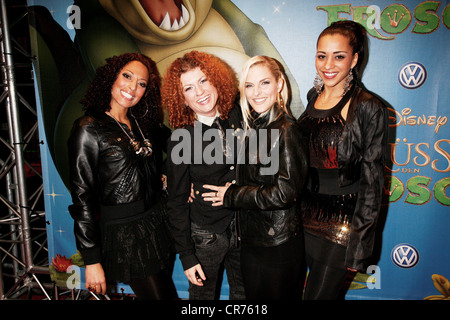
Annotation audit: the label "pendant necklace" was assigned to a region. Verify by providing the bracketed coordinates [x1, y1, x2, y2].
[106, 111, 153, 157]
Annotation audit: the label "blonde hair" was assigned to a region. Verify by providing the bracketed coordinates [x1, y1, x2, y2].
[239, 55, 291, 130]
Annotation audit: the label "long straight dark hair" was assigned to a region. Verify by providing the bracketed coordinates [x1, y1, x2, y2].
[317, 20, 367, 80]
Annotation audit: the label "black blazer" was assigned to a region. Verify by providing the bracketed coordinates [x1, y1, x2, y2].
[166, 105, 243, 270]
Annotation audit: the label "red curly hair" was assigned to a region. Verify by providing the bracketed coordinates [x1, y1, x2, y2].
[161, 51, 238, 128]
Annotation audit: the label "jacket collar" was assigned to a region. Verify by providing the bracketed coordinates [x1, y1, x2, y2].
[249, 103, 285, 128]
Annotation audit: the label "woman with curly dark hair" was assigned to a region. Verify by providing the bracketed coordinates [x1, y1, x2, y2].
[68, 52, 177, 299]
[162, 51, 245, 300]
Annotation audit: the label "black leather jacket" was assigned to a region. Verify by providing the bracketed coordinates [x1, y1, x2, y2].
[67, 113, 164, 264]
[338, 85, 388, 270]
[224, 110, 308, 247]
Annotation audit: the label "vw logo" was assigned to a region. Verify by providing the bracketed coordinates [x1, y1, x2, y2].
[391, 243, 419, 268]
[398, 62, 427, 89]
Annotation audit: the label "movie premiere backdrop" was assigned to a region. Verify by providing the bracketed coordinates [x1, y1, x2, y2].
[28, 0, 449, 300]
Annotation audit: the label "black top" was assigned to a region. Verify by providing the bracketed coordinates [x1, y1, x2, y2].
[300, 85, 355, 170]
[166, 105, 243, 270]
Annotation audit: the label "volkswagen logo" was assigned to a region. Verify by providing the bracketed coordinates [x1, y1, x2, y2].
[398, 62, 427, 89]
[391, 243, 420, 268]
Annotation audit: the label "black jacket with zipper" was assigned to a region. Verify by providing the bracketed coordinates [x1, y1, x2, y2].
[224, 108, 308, 247]
[67, 113, 165, 264]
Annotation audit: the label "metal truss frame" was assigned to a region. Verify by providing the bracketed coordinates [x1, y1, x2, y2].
[0, 1, 125, 301]
[0, 0, 51, 300]
[0, 0, 136, 301]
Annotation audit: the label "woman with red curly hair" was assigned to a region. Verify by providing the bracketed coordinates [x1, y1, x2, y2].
[68, 53, 177, 299]
[162, 51, 245, 300]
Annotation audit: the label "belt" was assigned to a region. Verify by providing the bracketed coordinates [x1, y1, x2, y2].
[100, 199, 148, 224]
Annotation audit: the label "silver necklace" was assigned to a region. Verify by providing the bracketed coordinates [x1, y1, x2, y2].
[106, 111, 153, 157]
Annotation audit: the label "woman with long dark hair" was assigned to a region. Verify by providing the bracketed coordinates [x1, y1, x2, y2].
[68, 52, 177, 299]
[298, 21, 388, 299]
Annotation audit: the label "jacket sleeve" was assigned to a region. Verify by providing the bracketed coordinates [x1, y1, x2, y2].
[166, 134, 199, 271]
[67, 119, 102, 265]
[224, 122, 308, 210]
[345, 99, 388, 271]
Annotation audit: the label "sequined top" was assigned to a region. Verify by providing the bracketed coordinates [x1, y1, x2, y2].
[301, 99, 345, 171]
[299, 86, 357, 193]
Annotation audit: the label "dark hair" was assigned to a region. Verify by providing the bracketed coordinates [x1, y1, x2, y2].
[81, 52, 162, 133]
[161, 51, 238, 128]
[318, 20, 367, 78]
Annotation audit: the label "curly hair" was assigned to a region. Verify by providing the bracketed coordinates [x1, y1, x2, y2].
[161, 51, 238, 128]
[80, 52, 162, 133]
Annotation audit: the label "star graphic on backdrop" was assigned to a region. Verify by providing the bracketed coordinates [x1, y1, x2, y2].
[56, 226, 65, 237]
[260, 2, 288, 25]
[273, 2, 286, 14]
[45, 185, 63, 205]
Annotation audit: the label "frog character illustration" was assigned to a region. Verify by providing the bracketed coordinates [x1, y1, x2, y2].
[30, 0, 303, 188]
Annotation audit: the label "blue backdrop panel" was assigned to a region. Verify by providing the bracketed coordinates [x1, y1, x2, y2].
[30, 0, 449, 300]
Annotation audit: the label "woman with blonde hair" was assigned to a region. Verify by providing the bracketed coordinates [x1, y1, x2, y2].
[238, 55, 291, 130]
[204, 55, 308, 300]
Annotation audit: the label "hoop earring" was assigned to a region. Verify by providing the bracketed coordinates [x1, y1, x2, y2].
[313, 73, 324, 94]
[130, 101, 149, 119]
[342, 68, 354, 96]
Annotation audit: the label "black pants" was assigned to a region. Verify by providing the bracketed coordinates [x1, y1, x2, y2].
[188, 223, 245, 300]
[129, 268, 178, 300]
[303, 257, 356, 300]
[240, 235, 306, 300]
[303, 233, 356, 300]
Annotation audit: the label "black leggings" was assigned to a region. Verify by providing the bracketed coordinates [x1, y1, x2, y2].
[128, 269, 178, 300]
[303, 254, 356, 300]
[303, 232, 356, 300]
[240, 236, 306, 300]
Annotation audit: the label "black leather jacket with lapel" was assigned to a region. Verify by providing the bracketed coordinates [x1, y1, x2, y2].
[224, 109, 308, 247]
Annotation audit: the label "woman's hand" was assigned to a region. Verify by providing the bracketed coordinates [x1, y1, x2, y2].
[202, 182, 232, 206]
[85, 263, 107, 295]
[184, 264, 206, 286]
